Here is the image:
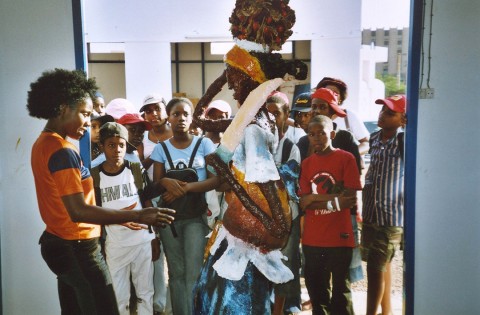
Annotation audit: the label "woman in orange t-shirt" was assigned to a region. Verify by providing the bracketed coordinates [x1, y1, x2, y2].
[27, 69, 175, 315]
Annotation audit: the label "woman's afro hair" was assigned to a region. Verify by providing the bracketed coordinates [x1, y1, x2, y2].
[27, 68, 98, 119]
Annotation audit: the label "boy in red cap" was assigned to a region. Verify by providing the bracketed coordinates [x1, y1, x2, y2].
[297, 88, 362, 172]
[117, 113, 152, 149]
[361, 95, 406, 315]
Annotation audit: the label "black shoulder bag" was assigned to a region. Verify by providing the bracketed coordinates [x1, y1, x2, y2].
[159, 137, 207, 221]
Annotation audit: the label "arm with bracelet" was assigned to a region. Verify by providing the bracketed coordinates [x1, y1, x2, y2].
[299, 189, 356, 212]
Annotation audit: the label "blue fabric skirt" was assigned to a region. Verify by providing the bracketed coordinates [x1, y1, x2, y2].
[193, 238, 272, 314]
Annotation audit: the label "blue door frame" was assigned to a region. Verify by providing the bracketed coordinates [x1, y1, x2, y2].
[403, 1, 423, 314]
[72, 0, 92, 168]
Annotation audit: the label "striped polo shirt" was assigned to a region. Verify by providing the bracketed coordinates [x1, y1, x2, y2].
[362, 130, 404, 226]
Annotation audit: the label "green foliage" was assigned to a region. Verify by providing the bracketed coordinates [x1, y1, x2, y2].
[376, 73, 406, 96]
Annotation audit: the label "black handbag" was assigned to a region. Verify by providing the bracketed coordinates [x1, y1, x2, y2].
[159, 137, 207, 220]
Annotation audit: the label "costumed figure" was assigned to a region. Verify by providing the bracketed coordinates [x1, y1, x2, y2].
[192, 1, 308, 313]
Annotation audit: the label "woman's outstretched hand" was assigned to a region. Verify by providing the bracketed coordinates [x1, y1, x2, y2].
[138, 207, 175, 227]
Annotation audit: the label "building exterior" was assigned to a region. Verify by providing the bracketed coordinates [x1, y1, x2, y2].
[362, 28, 409, 81]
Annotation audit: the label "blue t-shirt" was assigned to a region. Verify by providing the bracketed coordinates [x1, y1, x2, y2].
[150, 136, 216, 181]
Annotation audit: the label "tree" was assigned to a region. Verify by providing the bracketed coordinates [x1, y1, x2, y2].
[376, 73, 406, 96]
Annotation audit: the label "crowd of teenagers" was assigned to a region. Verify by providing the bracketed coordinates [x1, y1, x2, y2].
[28, 68, 405, 315]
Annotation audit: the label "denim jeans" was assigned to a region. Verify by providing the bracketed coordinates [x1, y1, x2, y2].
[159, 216, 208, 315]
[39, 231, 119, 315]
[274, 216, 302, 313]
[303, 246, 354, 315]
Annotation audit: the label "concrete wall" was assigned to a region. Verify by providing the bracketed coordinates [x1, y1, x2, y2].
[0, 1, 76, 313]
[413, 1, 480, 313]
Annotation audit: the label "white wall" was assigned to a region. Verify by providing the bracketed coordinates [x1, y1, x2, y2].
[413, 1, 480, 314]
[84, 0, 363, 111]
[124, 42, 172, 109]
[88, 60, 127, 103]
[84, 0, 358, 43]
[0, 1, 76, 314]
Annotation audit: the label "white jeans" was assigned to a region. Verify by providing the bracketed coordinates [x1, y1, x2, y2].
[153, 244, 172, 313]
[106, 241, 154, 315]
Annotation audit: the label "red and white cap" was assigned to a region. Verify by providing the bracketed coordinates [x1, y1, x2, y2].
[311, 88, 346, 118]
[117, 113, 152, 130]
[375, 95, 406, 113]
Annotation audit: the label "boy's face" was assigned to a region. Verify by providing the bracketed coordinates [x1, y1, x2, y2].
[143, 103, 168, 127]
[90, 120, 102, 143]
[377, 105, 406, 130]
[124, 123, 146, 148]
[307, 122, 334, 153]
[101, 136, 127, 165]
[294, 111, 311, 131]
[266, 102, 288, 132]
[311, 99, 334, 119]
[93, 97, 105, 116]
[188, 124, 202, 136]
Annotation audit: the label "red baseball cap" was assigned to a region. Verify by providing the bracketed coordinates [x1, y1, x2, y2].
[311, 88, 346, 118]
[117, 113, 152, 130]
[375, 95, 406, 113]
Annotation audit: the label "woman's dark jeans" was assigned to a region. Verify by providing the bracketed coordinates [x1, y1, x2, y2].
[39, 231, 119, 315]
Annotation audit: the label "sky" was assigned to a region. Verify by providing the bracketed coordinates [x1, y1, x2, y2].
[362, 0, 411, 29]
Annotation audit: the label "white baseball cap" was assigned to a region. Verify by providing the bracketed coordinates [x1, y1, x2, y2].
[205, 100, 232, 118]
[105, 98, 137, 120]
[140, 93, 166, 112]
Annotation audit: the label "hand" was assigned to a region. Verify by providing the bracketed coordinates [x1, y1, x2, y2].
[161, 178, 187, 198]
[161, 191, 178, 204]
[339, 195, 357, 210]
[151, 238, 161, 261]
[121, 222, 148, 230]
[138, 207, 175, 227]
